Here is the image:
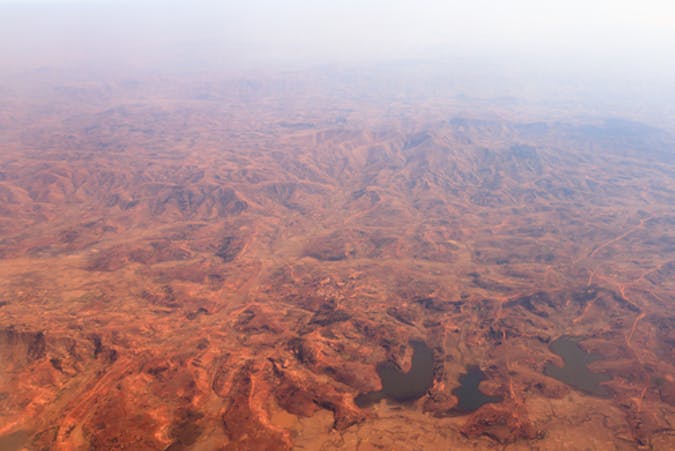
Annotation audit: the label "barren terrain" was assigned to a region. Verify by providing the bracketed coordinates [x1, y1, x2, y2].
[0, 71, 673, 450]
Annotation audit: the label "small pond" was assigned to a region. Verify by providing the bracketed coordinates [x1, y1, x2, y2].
[451, 365, 502, 413]
[544, 336, 611, 396]
[355, 340, 434, 407]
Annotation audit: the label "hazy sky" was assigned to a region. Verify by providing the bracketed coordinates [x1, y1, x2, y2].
[1, 1, 673, 127]
[1, 0, 674, 71]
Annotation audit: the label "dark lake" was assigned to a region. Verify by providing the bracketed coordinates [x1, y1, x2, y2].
[544, 336, 611, 396]
[355, 340, 434, 407]
[451, 365, 502, 413]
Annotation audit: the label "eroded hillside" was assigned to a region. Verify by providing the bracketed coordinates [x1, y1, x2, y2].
[0, 75, 674, 450]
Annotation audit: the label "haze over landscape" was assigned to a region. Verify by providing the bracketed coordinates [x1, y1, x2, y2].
[0, 1, 674, 450]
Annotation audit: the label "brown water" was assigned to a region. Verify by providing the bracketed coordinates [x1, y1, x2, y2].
[0, 430, 31, 451]
[544, 336, 611, 396]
